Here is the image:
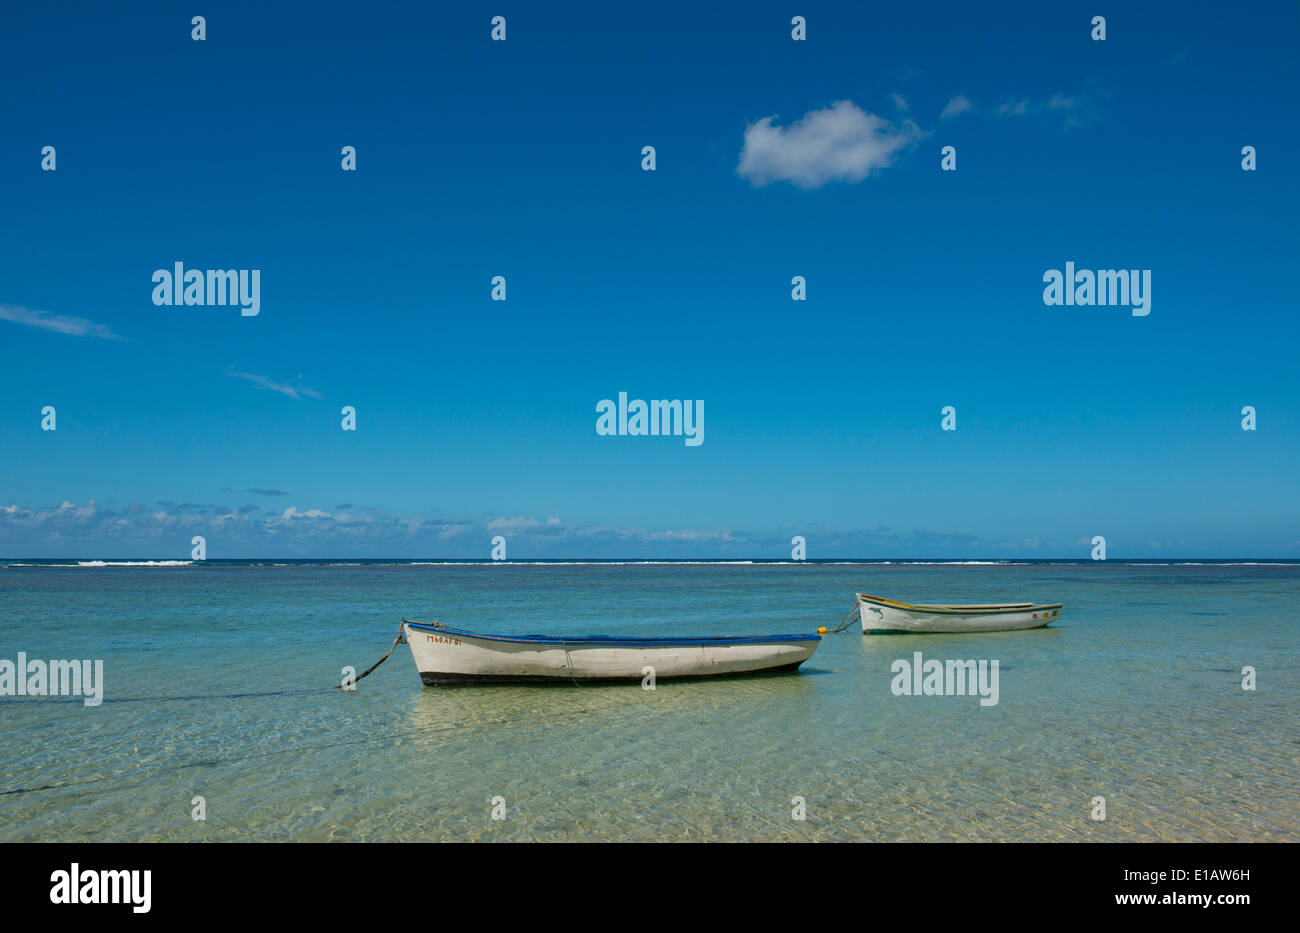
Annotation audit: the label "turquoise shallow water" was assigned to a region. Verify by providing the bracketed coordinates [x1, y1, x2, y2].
[1, 561, 1296, 841]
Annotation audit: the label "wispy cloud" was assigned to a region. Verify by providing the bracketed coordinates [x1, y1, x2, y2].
[939, 94, 972, 119]
[1045, 93, 1081, 113]
[994, 92, 1098, 129]
[227, 367, 322, 400]
[737, 100, 926, 190]
[0, 304, 124, 341]
[245, 488, 290, 497]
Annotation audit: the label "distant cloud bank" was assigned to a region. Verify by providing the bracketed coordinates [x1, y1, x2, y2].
[1, 498, 1286, 559]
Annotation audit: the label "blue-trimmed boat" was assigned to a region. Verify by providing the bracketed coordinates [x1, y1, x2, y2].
[402, 620, 820, 686]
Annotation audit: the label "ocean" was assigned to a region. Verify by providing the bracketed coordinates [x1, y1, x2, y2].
[1, 560, 1296, 841]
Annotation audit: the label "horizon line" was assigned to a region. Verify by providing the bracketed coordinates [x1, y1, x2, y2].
[4, 557, 1299, 564]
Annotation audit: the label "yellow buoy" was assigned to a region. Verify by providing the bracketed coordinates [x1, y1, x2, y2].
[816, 627, 828, 634]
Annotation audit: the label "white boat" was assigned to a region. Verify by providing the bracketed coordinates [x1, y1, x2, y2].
[856, 593, 1063, 634]
[402, 620, 820, 685]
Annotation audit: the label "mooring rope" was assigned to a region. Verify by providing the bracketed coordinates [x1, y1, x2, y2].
[338, 620, 407, 688]
[828, 601, 861, 634]
[562, 644, 581, 688]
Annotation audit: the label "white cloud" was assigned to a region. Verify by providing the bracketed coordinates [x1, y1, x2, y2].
[890, 92, 909, 112]
[278, 507, 334, 521]
[737, 100, 925, 189]
[0, 304, 123, 340]
[940, 95, 972, 119]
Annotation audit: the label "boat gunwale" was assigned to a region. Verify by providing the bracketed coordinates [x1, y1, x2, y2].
[857, 594, 1063, 615]
[403, 620, 821, 647]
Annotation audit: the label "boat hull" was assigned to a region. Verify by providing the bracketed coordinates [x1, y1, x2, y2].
[857, 594, 1062, 634]
[403, 622, 820, 685]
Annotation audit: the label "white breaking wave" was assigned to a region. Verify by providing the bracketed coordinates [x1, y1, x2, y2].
[2, 559, 1293, 569]
[402, 560, 760, 566]
[74, 560, 194, 567]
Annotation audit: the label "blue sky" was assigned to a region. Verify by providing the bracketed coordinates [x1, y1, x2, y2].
[1, 1, 1298, 558]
